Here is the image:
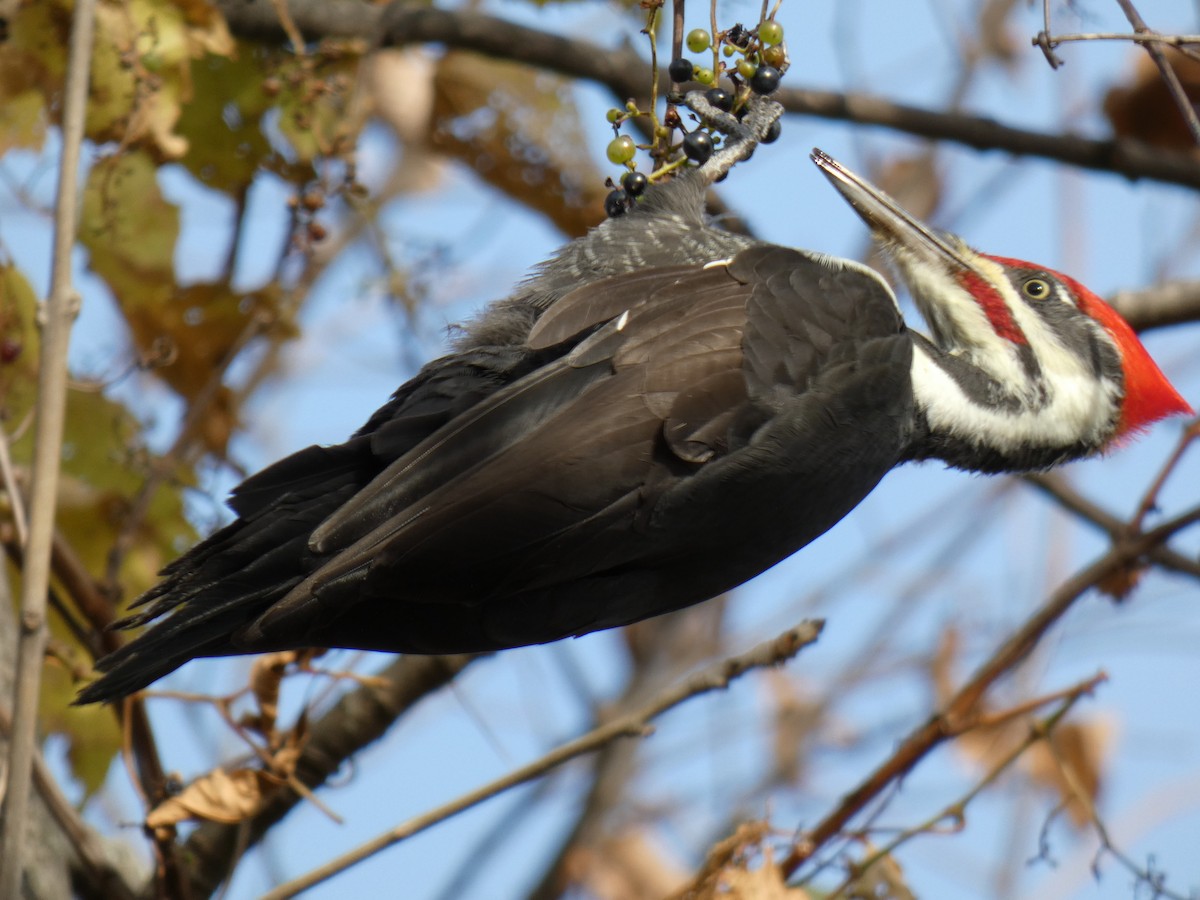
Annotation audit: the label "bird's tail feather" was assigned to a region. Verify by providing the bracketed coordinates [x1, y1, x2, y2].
[73, 579, 298, 705]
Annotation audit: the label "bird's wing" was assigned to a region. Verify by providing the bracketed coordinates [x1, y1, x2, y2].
[238, 245, 910, 652]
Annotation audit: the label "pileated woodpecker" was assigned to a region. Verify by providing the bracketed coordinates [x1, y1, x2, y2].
[76, 149, 1190, 704]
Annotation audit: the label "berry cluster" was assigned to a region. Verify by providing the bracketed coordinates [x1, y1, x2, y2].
[672, 20, 786, 95]
[602, 17, 789, 219]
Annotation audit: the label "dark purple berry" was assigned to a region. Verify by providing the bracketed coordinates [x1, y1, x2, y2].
[621, 171, 649, 197]
[762, 119, 782, 144]
[750, 65, 781, 95]
[668, 57, 694, 83]
[705, 88, 733, 112]
[604, 189, 629, 218]
[682, 131, 714, 164]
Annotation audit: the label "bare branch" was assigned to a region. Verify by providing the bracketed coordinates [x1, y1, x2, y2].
[180, 653, 480, 898]
[1022, 473, 1200, 580]
[780, 507, 1200, 878]
[1111, 279, 1200, 331]
[214, 0, 1200, 192]
[0, 0, 97, 893]
[1113, 0, 1200, 146]
[829, 674, 1104, 899]
[259, 622, 823, 900]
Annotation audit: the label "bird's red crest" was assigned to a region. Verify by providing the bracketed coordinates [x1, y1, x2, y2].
[1033, 263, 1190, 439]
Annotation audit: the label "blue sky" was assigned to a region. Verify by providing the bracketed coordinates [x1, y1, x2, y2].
[4, 0, 1200, 897]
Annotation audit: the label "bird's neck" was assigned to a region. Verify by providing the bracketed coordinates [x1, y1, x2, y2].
[905, 333, 1121, 473]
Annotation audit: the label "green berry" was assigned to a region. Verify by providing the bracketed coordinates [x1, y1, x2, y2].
[722, 45, 735, 58]
[736, 58, 757, 80]
[606, 135, 636, 164]
[606, 108, 622, 124]
[686, 29, 711, 53]
[759, 20, 784, 46]
[695, 67, 715, 85]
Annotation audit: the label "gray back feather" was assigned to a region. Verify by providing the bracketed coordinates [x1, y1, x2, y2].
[453, 173, 757, 350]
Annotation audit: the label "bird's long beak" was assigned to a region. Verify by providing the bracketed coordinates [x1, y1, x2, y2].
[810, 149, 978, 275]
[810, 148, 1023, 350]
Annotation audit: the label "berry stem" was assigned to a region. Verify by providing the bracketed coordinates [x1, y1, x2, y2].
[709, 0, 720, 84]
[672, 0, 685, 72]
[642, 5, 667, 165]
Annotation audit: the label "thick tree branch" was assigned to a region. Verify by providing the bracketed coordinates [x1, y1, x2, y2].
[1111, 279, 1200, 332]
[214, 0, 1200, 191]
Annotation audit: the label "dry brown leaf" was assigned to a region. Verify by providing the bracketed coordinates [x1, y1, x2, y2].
[1022, 718, 1113, 828]
[717, 859, 808, 900]
[431, 51, 609, 236]
[844, 846, 916, 900]
[764, 670, 817, 786]
[938, 632, 1029, 777]
[976, 0, 1021, 66]
[932, 624, 1108, 829]
[668, 821, 773, 900]
[363, 49, 445, 194]
[1095, 561, 1148, 601]
[145, 728, 306, 829]
[1104, 48, 1200, 152]
[930, 623, 960, 707]
[622, 596, 726, 668]
[565, 828, 689, 900]
[242, 650, 299, 737]
[146, 766, 280, 828]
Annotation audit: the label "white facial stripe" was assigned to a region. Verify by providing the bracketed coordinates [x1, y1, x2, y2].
[892, 249, 1037, 397]
[910, 343, 1120, 453]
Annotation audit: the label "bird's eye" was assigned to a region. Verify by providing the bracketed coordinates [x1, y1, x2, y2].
[1022, 278, 1051, 300]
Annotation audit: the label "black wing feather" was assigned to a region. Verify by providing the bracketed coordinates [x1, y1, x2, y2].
[77, 242, 911, 703]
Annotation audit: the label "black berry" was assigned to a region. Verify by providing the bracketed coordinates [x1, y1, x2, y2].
[762, 119, 782, 144]
[604, 189, 629, 218]
[750, 65, 781, 95]
[668, 57, 694, 83]
[682, 131, 714, 164]
[705, 88, 733, 112]
[621, 171, 649, 197]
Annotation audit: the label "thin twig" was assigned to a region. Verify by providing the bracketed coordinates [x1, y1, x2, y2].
[0, 430, 28, 546]
[1043, 720, 1192, 900]
[1113, 0, 1200, 146]
[259, 622, 823, 900]
[1043, 31, 1200, 46]
[828, 673, 1103, 899]
[1130, 419, 1200, 531]
[1022, 473, 1200, 580]
[0, 0, 97, 894]
[779, 505, 1200, 879]
[217, 0, 1200, 191]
